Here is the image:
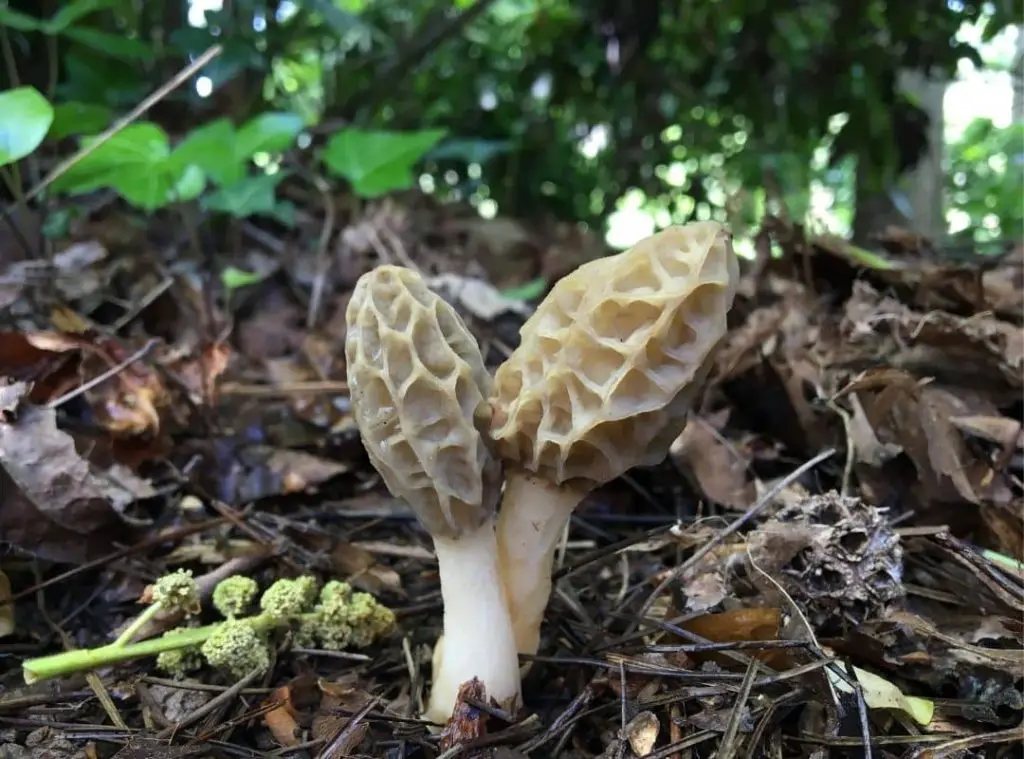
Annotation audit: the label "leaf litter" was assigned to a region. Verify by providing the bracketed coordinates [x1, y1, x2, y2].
[0, 189, 1021, 759]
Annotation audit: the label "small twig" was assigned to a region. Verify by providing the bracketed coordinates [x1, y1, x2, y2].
[305, 172, 337, 330]
[156, 666, 265, 739]
[45, 338, 160, 410]
[316, 695, 381, 759]
[716, 658, 760, 759]
[110, 276, 175, 333]
[218, 380, 348, 397]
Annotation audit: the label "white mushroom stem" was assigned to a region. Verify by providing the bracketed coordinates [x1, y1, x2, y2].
[425, 518, 522, 726]
[495, 469, 589, 658]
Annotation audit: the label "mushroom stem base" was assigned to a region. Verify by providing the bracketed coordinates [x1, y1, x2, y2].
[496, 471, 588, 658]
[425, 519, 522, 726]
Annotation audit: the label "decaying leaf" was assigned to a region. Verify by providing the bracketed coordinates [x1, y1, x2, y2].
[675, 607, 788, 670]
[313, 674, 377, 757]
[672, 410, 755, 509]
[837, 369, 1010, 506]
[438, 677, 489, 752]
[0, 380, 145, 563]
[257, 446, 350, 493]
[262, 683, 302, 747]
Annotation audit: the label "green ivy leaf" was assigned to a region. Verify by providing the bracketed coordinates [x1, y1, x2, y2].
[49, 102, 113, 140]
[323, 128, 447, 198]
[49, 122, 190, 211]
[0, 87, 55, 167]
[0, 7, 43, 31]
[171, 118, 245, 187]
[235, 112, 305, 159]
[62, 27, 156, 62]
[43, 0, 120, 33]
[201, 171, 287, 217]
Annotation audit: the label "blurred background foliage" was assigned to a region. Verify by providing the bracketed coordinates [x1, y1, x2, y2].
[0, 0, 1020, 254]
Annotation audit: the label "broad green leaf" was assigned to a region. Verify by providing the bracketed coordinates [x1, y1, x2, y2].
[221, 266, 265, 290]
[201, 171, 286, 217]
[0, 87, 55, 167]
[50, 122, 170, 195]
[107, 168, 182, 210]
[171, 118, 245, 187]
[62, 27, 156, 62]
[235, 112, 304, 159]
[0, 7, 43, 30]
[323, 128, 447, 198]
[43, 0, 120, 33]
[49, 102, 113, 140]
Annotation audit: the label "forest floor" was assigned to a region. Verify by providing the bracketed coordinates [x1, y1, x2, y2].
[0, 190, 1021, 759]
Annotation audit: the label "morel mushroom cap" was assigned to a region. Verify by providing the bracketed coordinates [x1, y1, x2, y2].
[491, 220, 740, 487]
[345, 264, 503, 538]
[345, 265, 520, 725]
[489, 221, 740, 657]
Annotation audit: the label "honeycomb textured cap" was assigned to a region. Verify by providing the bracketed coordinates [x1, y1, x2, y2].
[490, 221, 739, 489]
[345, 265, 502, 540]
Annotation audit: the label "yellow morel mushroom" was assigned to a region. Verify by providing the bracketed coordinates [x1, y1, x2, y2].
[345, 264, 521, 725]
[489, 220, 741, 657]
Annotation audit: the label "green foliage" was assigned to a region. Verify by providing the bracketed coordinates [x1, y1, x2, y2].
[2, 85, 442, 223]
[49, 102, 113, 140]
[0, 86, 53, 167]
[48, 122, 201, 210]
[323, 127, 447, 197]
[0, 0, 1017, 243]
[202, 172, 290, 219]
[946, 118, 1023, 243]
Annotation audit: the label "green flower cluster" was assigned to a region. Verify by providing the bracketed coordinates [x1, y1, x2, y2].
[22, 572, 395, 685]
[156, 575, 396, 679]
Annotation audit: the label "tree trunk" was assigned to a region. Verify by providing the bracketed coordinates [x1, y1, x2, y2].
[852, 69, 947, 245]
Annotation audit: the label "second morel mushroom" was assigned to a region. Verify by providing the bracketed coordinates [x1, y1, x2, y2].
[489, 221, 741, 657]
[345, 264, 521, 725]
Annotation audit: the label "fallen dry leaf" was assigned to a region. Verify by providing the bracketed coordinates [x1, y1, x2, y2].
[260, 446, 350, 493]
[838, 369, 1009, 507]
[438, 677, 489, 751]
[677, 607, 787, 670]
[672, 410, 755, 509]
[262, 684, 301, 747]
[313, 673, 376, 756]
[0, 380, 143, 563]
[329, 539, 404, 596]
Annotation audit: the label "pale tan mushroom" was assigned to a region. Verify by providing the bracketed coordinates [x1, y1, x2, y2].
[489, 220, 740, 657]
[345, 265, 520, 725]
